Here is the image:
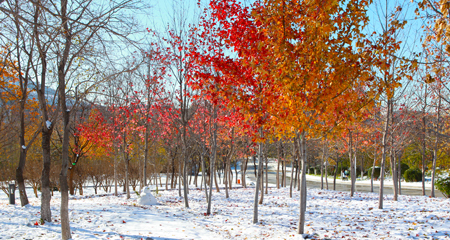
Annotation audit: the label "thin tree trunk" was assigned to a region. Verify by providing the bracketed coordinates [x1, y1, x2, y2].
[225, 157, 229, 198]
[277, 142, 281, 189]
[398, 150, 403, 195]
[389, 98, 398, 201]
[297, 159, 301, 191]
[325, 159, 328, 190]
[298, 132, 307, 234]
[349, 130, 355, 197]
[171, 157, 176, 189]
[421, 84, 427, 196]
[253, 155, 257, 177]
[378, 99, 391, 209]
[253, 136, 264, 224]
[165, 167, 169, 190]
[241, 156, 248, 188]
[125, 156, 130, 199]
[201, 151, 209, 201]
[431, 89, 441, 197]
[182, 134, 189, 208]
[283, 157, 287, 187]
[114, 149, 118, 196]
[333, 159, 337, 191]
[371, 138, 377, 193]
[123, 133, 130, 199]
[265, 154, 268, 194]
[207, 105, 217, 215]
[289, 140, 296, 198]
[259, 162, 264, 204]
[391, 150, 398, 201]
[320, 138, 326, 190]
[178, 162, 182, 197]
[143, 125, 149, 188]
[214, 165, 220, 192]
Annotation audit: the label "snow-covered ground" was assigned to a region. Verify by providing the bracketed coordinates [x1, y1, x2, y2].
[1, 177, 449, 240]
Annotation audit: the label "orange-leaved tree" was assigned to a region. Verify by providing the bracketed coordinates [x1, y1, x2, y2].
[200, 0, 399, 234]
[1, 45, 40, 206]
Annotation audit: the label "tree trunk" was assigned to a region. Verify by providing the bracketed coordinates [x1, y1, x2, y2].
[297, 159, 301, 191]
[298, 132, 308, 234]
[258, 162, 264, 204]
[378, 99, 391, 209]
[289, 159, 295, 198]
[143, 125, 149, 188]
[241, 156, 248, 188]
[178, 162, 182, 197]
[171, 157, 176, 189]
[16, 150, 29, 207]
[252, 138, 264, 224]
[41, 129, 52, 222]
[125, 156, 130, 199]
[253, 155, 257, 177]
[421, 84, 427, 196]
[371, 140, 377, 193]
[277, 144, 281, 189]
[283, 158, 286, 187]
[165, 167, 169, 190]
[225, 157, 229, 198]
[214, 166, 220, 192]
[397, 150, 403, 195]
[207, 106, 217, 215]
[265, 154, 268, 194]
[390, 150, 398, 201]
[59, 97, 71, 240]
[320, 139, 326, 190]
[333, 160, 337, 191]
[349, 130, 355, 197]
[325, 159, 329, 190]
[182, 140, 189, 207]
[58, 1, 72, 237]
[16, 87, 29, 207]
[201, 151, 209, 201]
[431, 90, 441, 198]
[114, 149, 118, 196]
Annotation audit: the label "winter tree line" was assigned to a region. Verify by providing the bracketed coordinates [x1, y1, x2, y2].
[1, 0, 450, 238]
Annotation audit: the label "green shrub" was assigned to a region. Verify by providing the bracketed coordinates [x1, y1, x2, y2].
[400, 163, 410, 175]
[404, 168, 422, 182]
[435, 176, 450, 198]
[390, 163, 410, 178]
[368, 167, 381, 179]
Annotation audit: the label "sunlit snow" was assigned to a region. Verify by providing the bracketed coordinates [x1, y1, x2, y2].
[1, 176, 449, 239]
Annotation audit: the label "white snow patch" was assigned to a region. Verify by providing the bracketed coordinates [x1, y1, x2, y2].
[138, 187, 158, 205]
[46, 120, 52, 129]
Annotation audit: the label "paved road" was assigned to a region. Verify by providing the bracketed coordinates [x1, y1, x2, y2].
[246, 170, 445, 198]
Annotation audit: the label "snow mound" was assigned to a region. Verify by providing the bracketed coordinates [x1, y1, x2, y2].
[138, 187, 158, 205]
